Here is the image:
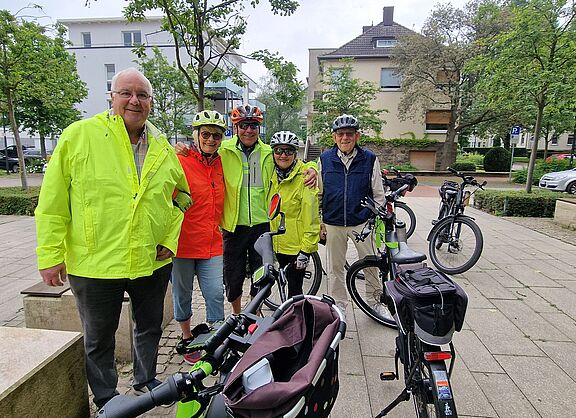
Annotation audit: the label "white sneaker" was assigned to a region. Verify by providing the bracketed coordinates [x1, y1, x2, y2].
[371, 303, 394, 322]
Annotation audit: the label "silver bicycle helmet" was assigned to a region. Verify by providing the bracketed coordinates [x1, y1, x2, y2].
[332, 114, 359, 132]
[270, 131, 299, 149]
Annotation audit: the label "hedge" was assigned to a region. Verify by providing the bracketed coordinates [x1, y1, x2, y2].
[473, 189, 570, 217]
[0, 187, 41, 216]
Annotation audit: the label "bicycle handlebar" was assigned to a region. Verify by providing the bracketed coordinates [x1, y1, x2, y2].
[447, 167, 487, 190]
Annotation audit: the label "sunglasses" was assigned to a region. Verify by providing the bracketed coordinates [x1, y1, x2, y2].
[238, 122, 260, 130]
[273, 147, 297, 156]
[200, 131, 223, 141]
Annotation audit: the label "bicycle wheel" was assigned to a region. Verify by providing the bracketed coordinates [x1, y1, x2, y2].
[395, 201, 416, 239]
[408, 336, 433, 418]
[263, 251, 323, 310]
[346, 257, 396, 328]
[428, 216, 483, 274]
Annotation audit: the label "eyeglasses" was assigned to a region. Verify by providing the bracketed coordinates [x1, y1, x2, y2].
[335, 130, 357, 138]
[273, 147, 297, 156]
[113, 90, 152, 101]
[238, 122, 260, 130]
[200, 131, 223, 141]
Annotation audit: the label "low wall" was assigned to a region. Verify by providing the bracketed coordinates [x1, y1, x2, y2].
[554, 198, 576, 230]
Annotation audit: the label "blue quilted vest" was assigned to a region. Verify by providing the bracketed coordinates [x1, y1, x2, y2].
[321, 146, 376, 226]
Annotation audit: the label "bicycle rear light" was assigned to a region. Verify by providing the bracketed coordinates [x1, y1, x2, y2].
[424, 351, 452, 361]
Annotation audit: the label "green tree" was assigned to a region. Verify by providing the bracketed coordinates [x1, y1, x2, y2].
[0, 10, 86, 190]
[137, 47, 197, 143]
[472, 0, 576, 192]
[393, 1, 504, 170]
[254, 52, 305, 141]
[16, 23, 87, 159]
[310, 60, 386, 144]
[124, 0, 299, 111]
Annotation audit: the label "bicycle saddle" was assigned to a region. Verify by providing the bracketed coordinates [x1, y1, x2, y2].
[392, 242, 427, 265]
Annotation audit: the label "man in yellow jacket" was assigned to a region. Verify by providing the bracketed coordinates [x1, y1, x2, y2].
[35, 67, 190, 409]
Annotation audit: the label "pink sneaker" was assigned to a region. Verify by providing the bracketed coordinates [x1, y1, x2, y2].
[183, 350, 203, 365]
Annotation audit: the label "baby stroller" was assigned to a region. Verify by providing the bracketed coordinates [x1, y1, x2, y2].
[222, 294, 346, 418]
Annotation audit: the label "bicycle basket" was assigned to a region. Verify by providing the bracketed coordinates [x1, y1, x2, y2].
[223, 295, 346, 418]
[385, 267, 468, 345]
[439, 180, 459, 203]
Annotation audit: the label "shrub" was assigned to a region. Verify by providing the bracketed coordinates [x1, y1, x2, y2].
[0, 187, 40, 215]
[474, 189, 562, 217]
[450, 161, 476, 172]
[511, 159, 571, 185]
[483, 147, 512, 172]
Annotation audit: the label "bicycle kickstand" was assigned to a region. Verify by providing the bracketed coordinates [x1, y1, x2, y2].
[374, 387, 410, 417]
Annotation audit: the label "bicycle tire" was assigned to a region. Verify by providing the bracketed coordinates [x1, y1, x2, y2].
[263, 251, 323, 310]
[409, 336, 432, 418]
[428, 216, 483, 274]
[345, 257, 396, 328]
[394, 201, 416, 239]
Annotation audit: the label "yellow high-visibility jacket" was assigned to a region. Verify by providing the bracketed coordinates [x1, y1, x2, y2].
[35, 111, 189, 279]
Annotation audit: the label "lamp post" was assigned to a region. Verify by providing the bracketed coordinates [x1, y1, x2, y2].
[2, 113, 8, 174]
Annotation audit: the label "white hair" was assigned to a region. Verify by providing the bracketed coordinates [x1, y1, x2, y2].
[111, 67, 153, 95]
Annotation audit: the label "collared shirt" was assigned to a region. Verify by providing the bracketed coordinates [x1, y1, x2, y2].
[131, 126, 148, 179]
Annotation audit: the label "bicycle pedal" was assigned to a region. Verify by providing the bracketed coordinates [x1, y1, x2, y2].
[380, 371, 397, 381]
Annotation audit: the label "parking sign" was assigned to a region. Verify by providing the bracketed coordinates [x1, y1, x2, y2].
[510, 126, 520, 145]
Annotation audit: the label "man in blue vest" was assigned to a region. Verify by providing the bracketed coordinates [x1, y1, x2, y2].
[318, 114, 386, 314]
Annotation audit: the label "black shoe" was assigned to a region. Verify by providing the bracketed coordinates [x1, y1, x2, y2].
[175, 336, 195, 355]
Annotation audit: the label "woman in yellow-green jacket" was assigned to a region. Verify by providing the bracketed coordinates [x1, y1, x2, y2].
[268, 131, 320, 296]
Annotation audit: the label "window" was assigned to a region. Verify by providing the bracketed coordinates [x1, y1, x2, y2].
[425, 110, 450, 131]
[81, 32, 91, 47]
[567, 134, 574, 145]
[551, 134, 559, 145]
[380, 68, 401, 89]
[376, 38, 398, 48]
[122, 31, 142, 46]
[105, 64, 115, 92]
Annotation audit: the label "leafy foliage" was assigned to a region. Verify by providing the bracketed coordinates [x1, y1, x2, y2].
[512, 159, 571, 184]
[311, 60, 387, 139]
[125, 0, 299, 111]
[474, 188, 561, 217]
[137, 47, 197, 142]
[451, 161, 477, 171]
[483, 147, 511, 171]
[0, 186, 40, 215]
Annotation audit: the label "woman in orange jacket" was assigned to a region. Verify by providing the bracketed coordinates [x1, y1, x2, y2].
[172, 110, 226, 364]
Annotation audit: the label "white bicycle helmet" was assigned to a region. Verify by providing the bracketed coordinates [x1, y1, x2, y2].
[270, 131, 299, 149]
[332, 114, 359, 132]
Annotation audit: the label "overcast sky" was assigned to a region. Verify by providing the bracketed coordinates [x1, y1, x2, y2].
[2, 0, 469, 86]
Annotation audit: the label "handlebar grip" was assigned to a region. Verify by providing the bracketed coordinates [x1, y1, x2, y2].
[203, 315, 238, 354]
[253, 232, 275, 265]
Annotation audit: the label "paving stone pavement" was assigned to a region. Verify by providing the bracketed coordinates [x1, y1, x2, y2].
[1, 190, 575, 417]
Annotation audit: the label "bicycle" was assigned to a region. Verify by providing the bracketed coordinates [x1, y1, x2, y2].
[98, 194, 346, 418]
[382, 167, 418, 239]
[376, 266, 468, 418]
[345, 184, 427, 327]
[427, 168, 486, 274]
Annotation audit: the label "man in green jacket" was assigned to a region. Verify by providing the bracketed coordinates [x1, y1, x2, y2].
[35, 67, 191, 409]
[176, 104, 316, 314]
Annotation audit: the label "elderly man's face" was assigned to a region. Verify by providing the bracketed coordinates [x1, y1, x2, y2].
[111, 72, 152, 133]
[333, 128, 359, 155]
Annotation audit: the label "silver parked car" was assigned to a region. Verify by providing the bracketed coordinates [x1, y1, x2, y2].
[539, 168, 576, 194]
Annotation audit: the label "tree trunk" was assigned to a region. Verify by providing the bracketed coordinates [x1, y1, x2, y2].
[6, 92, 28, 191]
[40, 133, 47, 159]
[441, 126, 458, 170]
[525, 98, 545, 193]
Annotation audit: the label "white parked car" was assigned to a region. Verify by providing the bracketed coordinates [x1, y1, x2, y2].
[539, 168, 576, 194]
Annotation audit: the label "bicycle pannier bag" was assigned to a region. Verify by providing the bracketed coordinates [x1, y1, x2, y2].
[385, 267, 468, 345]
[223, 297, 346, 418]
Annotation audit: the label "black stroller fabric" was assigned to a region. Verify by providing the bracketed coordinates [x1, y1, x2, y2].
[222, 298, 343, 418]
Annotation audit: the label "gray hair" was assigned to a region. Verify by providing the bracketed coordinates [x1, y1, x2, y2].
[111, 67, 153, 95]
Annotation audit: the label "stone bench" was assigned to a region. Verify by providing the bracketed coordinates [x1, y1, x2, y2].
[554, 198, 576, 230]
[21, 281, 174, 362]
[0, 327, 89, 417]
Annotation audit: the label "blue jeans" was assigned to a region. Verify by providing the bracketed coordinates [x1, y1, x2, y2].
[171, 256, 224, 324]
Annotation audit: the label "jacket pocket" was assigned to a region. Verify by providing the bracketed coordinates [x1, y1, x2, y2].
[83, 206, 96, 252]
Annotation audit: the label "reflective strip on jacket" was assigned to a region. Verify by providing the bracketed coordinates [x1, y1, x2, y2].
[176, 150, 224, 258]
[219, 136, 274, 232]
[35, 110, 189, 279]
[268, 160, 320, 255]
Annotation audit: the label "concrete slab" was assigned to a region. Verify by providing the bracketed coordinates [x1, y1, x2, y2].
[495, 355, 576, 417]
[452, 329, 503, 374]
[534, 340, 576, 381]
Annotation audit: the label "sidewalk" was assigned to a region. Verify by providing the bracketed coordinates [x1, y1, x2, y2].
[1, 193, 575, 417]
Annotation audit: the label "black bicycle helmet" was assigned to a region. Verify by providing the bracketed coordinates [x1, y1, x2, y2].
[332, 114, 359, 132]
